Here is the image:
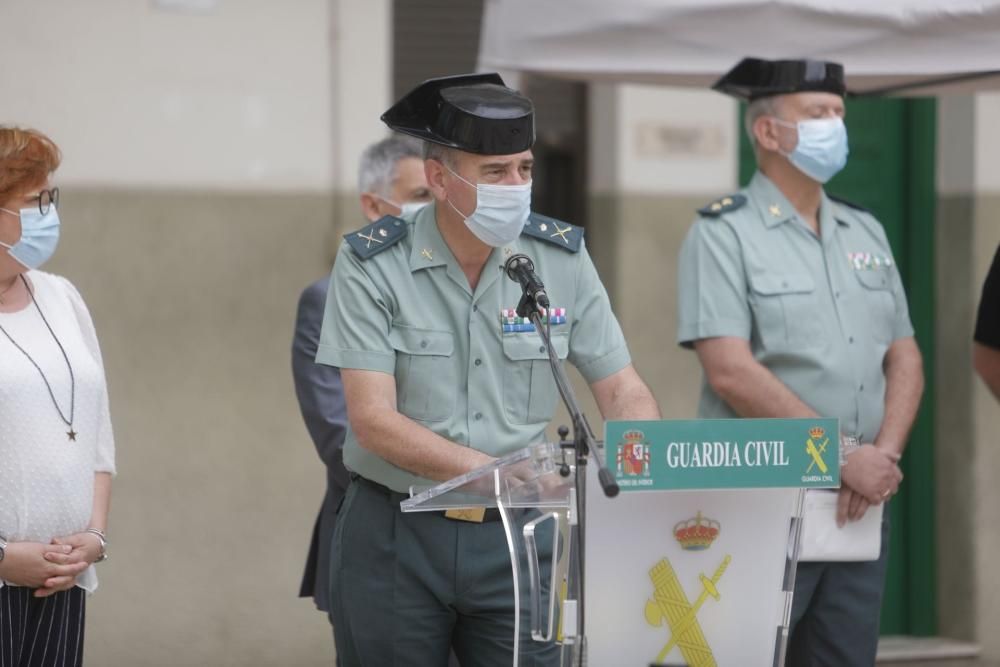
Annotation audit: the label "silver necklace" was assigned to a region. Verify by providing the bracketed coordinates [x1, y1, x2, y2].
[0, 277, 17, 304]
[0, 276, 77, 441]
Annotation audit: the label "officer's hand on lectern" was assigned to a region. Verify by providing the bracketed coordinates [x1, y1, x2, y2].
[840, 444, 903, 505]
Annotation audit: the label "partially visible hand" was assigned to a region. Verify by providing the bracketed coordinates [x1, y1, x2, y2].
[47, 532, 103, 567]
[0, 541, 87, 591]
[33, 574, 81, 597]
[836, 487, 871, 527]
[841, 444, 903, 504]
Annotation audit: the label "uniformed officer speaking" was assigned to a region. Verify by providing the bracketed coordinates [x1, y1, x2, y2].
[317, 73, 660, 666]
[677, 59, 925, 665]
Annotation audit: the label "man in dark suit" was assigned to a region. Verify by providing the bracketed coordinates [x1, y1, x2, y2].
[292, 135, 431, 619]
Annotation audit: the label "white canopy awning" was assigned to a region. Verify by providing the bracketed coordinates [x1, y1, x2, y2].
[479, 0, 1000, 95]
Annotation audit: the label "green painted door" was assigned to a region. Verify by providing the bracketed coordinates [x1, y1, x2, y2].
[739, 98, 937, 635]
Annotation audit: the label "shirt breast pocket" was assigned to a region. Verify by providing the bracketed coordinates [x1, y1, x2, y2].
[854, 269, 897, 344]
[389, 325, 456, 422]
[501, 333, 570, 425]
[748, 272, 824, 350]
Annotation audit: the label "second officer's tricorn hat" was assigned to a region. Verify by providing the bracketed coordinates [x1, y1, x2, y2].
[712, 57, 846, 101]
[381, 73, 534, 155]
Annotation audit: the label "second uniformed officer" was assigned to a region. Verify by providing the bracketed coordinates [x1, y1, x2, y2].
[318, 73, 661, 666]
[677, 58, 925, 665]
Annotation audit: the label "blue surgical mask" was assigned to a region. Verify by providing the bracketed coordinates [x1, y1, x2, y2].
[774, 116, 849, 184]
[0, 205, 61, 269]
[445, 165, 532, 247]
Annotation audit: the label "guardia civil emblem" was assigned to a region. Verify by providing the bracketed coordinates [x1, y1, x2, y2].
[616, 429, 651, 477]
[643, 510, 731, 665]
[805, 426, 830, 474]
[645, 553, 732, 666]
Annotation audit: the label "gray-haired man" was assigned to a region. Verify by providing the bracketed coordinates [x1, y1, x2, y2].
[292, 134, 431, 620]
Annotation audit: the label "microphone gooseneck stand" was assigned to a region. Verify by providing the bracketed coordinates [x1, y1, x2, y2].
[514, 282, 619, 667]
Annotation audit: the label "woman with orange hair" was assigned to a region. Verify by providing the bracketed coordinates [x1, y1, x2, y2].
[0, 127, 115, 666]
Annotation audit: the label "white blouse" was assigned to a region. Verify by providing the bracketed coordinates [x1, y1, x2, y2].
[0, 270, 116, 592]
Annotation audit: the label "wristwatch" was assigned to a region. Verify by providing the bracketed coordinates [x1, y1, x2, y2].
[0, 534, 7, 563]
[839, 435, 861, 466]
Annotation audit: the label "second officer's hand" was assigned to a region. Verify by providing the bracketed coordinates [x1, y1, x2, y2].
[841, 444, 903, 505]
[836, 487, 871, 526]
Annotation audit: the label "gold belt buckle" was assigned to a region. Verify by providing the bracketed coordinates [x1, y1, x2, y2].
[444, 507, 487, 523]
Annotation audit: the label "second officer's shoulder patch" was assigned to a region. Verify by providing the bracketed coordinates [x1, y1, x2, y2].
[697, 194, 747, 218]
[521, 212, 583, 253]
[344, 215, 408, 259]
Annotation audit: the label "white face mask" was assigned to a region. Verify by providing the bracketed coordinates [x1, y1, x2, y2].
[380, 196, 429, 218]
[444, 165, 532, 248]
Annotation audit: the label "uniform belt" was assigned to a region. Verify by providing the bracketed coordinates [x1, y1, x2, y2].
[350, 474, 504, 523]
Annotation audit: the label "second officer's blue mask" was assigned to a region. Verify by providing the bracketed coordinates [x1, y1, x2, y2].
[774, 116, 849, 184]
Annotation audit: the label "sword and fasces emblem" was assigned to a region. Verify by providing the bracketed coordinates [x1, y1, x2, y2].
[645, 554, 732, 666]
[805, 426, 830, 474]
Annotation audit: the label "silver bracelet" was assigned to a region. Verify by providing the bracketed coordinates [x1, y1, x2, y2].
[85, 528, 109, 563]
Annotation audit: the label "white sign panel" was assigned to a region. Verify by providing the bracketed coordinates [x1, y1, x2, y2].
[585, 474, 799, 666]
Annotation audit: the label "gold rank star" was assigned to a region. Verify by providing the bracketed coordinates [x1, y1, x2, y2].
[769, 204, 782, 217]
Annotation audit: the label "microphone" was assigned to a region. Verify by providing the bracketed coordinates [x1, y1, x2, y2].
[503, 253, 550, 310]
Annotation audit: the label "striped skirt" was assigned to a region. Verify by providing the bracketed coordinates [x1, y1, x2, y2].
[0, 586, 85, 667]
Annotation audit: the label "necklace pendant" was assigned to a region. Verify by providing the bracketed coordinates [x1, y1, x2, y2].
[67, 429, 77, 442]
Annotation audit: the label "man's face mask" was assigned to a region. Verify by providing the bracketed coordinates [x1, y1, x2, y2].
[773, 116, 849, 184]
[380, 196, 429, 218]
[444, 164, 532, 248]
[0, 204, 61, 270]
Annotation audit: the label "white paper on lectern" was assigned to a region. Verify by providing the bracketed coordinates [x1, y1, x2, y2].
[797, 489, 882, 562]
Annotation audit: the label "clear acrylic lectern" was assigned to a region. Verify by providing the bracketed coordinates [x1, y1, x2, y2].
[401, 441, 581, 667]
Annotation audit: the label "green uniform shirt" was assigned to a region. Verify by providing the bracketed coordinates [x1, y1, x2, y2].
[677, 171, 914, 442]
[318, 203, 631, 492]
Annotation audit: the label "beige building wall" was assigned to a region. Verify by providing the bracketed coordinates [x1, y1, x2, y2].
[972, 200, 1000, 662]
[0, 1, 391, 664]
[585, 83, 738, 421]
[0, 0, 334, 191]
[935, 94, 978, 643]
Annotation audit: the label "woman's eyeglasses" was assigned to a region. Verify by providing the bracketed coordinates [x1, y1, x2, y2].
[32, 188, 59, 215]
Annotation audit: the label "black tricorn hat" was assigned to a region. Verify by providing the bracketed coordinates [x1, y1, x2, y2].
[712, 57, 846, 101]
[381, 73, 534, 155]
